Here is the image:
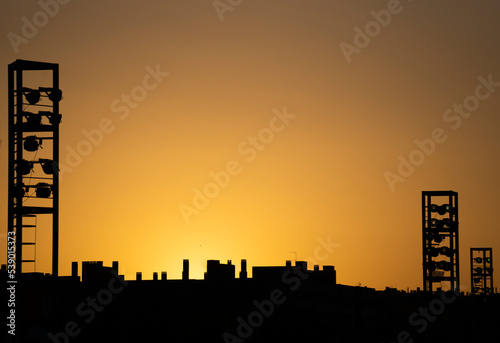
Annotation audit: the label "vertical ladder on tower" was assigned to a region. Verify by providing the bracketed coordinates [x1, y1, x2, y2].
[18, 214, 38, 272]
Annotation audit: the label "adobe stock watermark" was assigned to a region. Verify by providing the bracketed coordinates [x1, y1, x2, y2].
[383, 286, 465, 343]
[384, 74, 500, 192]
[46, 270, 128, 343]
[340, 0, 413, 64]
[178, 107, 297, 224]
[7, 0, 72, 54]
[213, 0, 244, 22]
[53, 64, 169, 182]
[222, 235, 339, 342]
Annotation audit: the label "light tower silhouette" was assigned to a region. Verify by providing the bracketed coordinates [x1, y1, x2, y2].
[470, 248, 493, 295]
[422, 191, 459, 292]
[7, 60, 62, 277]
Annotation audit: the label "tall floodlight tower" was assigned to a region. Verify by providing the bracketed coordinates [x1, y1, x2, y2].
[7, 60, 62, 277]
[422, 191, 459, 293]
[470, 248, 493, 295]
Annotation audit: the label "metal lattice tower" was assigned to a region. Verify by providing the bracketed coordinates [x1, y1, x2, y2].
[422, 191, 459, 292]
[8, 60, 62, 277]
[470, 248, 493, 295]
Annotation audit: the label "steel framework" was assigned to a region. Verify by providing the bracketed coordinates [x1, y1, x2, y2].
[7, 60, 62, 277]
[470, 248, 493, 295]
[422, 191, 459, 292]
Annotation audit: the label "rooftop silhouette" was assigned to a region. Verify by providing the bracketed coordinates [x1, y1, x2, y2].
[2, 259, 500, 342]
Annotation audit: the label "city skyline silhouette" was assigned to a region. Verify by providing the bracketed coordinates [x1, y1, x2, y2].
[3, 58, 499, 343]
[2, 1, 500, 341]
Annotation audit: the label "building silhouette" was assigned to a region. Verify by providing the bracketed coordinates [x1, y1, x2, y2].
[2, 259, 500, 343]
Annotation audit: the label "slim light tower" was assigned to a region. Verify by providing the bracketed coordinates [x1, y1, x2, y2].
[7, 60, 62, 277]
[470, 248, 493, 295]
[422, 191, 459, 292]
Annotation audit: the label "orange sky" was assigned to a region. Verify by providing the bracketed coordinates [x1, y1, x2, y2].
[1, 0, 500, 291]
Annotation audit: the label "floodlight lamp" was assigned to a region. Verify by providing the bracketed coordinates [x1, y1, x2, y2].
[475, 257, 483, 264]
[429, 218, 438, 228]
[35, 183, 51, 198]
[437, 204, 451, 215]
[26, 112, 42, 127]
[48, 89, 62, 102]
[49, 113, 62, 125]
[475, 267, 483, 274]
[24, 136, 40, 152]
[40, 110, 62, 125]
[39, 87, 63, 102]
[442, 218, 455, 229]
[439, 247, 454, 257]
[437, 261, 452, 271]
[432, 233, 443, 243]
[25, 89, 41, 105]
[486, 257, 492, 264]
[39, 159, 55, 174]
[19, 159, 33, 175]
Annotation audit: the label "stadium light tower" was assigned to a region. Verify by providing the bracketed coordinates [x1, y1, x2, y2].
[470, 248, 493, 295]
[422, 191, 459, 293]
[7, 60, 62, 277]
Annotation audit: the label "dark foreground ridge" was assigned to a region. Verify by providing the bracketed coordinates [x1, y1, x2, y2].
[2, 260, 499, 343]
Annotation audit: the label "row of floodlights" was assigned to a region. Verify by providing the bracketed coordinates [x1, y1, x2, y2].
[425, 262, 491, 276]
[15, 89, 56, 199]
[473, 257, 492, 264]
[14, 182, 52, 198]
[472, 256, 493, 287]
[426, 261, 453, 272]
[428, 218, 456, 230]
[23, 111, 62, 126]
[18, 159, 55, 175]
[429, 204, 454, 215]
[425, 246, 455, 257]
[427, 232, 449, 244]
[473, 267, 493, 275]
[22, 87, 62, 105]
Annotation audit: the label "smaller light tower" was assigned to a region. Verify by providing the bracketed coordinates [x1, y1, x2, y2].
[470, 248, 493, 295]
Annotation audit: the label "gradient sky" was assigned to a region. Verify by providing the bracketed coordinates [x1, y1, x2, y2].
[1, 0, 500, 291]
